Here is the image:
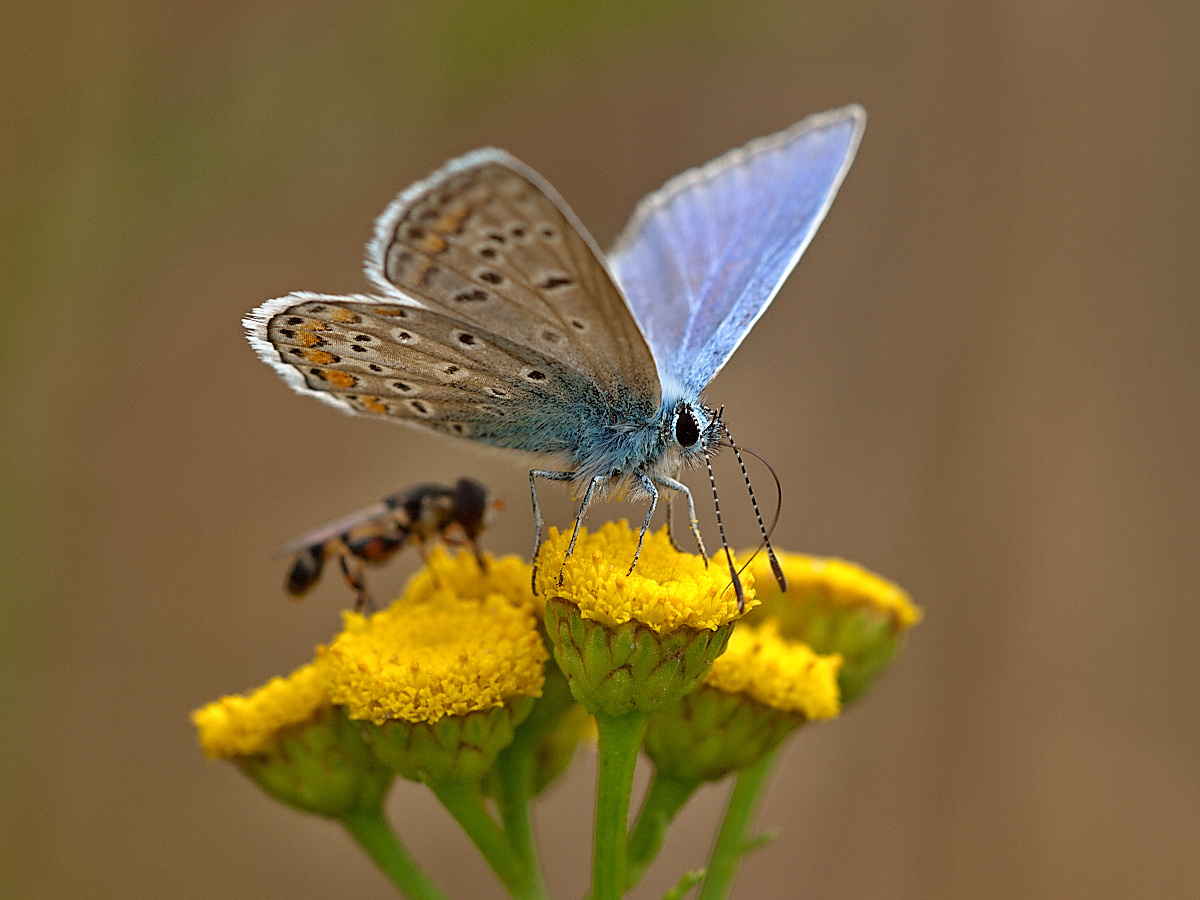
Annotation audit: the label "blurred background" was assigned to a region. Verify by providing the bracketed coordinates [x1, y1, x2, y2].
[3, 1, 1197, 897]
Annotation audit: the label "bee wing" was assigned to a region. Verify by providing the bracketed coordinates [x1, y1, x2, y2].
[273, 499, 399, 558]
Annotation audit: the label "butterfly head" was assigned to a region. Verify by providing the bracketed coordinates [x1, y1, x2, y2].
[669, 400, 723, 463]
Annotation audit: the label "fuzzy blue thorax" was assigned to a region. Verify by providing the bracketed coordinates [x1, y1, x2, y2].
[566, 393, 720, 492]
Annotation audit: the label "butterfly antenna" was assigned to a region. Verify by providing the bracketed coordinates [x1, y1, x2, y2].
[705, 449, 746, 613]
[720, 424, 787, 593]
[735, 444, 784, 538]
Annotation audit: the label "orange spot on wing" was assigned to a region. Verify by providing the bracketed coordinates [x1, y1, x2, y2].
[297, 332, 324, 347]
[329, 308, 361, 324]
[433, 201, 471, 235]
[299, 320, 330, 331]
[325, 371, 357, 389]
[418, 233, 447, 254]
[304, 350, 337, 364]
[362, 397, 388, 414]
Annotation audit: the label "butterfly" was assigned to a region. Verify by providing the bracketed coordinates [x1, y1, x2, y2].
[245, 105, 866, 609]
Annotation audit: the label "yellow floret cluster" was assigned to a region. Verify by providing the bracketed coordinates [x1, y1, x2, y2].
[536, 522, 755, 633]
[705, 621, 842, 720]
[404, 548, 539, 612]
[191, 663, 330, 759]
[752, 553, 921, 630]
[319, 550, 547, 724]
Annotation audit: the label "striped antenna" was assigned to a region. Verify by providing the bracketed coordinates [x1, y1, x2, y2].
[704, 432, 746, 613]
[720, 423, 787, 592]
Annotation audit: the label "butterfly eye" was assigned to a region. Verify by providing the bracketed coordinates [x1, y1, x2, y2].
[675, 409, 700, 447]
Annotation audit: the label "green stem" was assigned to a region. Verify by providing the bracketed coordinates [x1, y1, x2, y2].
[429, 779, 543, 900]
[591, 711, 649, 900]
[625, 769, 699, 889]
[698, 750, 778, 900]
[494, 733, 548, 899]
[340, 806, 449, 900]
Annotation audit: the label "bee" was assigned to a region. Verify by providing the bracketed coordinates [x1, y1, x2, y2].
[277, 477, 497, 611]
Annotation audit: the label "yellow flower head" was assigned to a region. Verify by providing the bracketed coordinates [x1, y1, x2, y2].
[749, 553, 920, 634]
[191, 663, 330, 759]
[643, 622, 840, 784]
[536, 521, 754, 633]
[319, 549, 547, 725]
[746, 552, 921, 705]
[405, 547, 539, 612]
[704, 621, 841, 720]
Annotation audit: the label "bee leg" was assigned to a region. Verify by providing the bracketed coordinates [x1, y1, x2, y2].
[653, 474, 708, 563]
[529, 469, 576, 592]
[411, 538, 443, 586]
[338, 554, 373, 613]
[468, 539, 488, 573]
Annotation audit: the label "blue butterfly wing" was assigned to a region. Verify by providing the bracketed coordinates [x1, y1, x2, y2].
[608, 105, 866, 395]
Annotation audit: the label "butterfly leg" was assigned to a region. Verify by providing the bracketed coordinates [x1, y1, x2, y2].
[559, 474, 608, 585]
[653, 473, 709, 562]
[529, 469, 577, 591]
[627, 471, 661, 574]
[665, 497, 686, 554]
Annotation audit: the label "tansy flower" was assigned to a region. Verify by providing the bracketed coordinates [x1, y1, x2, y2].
[193, 662, 329, 759]
[745, 552, 921, 704]
[626, 623, 842, 889]
[536, 521, 756, 900]
[537, 520, 753, 633]
[704, 620, 842, 719]
[318, 548, 547, 784]
[404, 548, 540, 615]
[191, 663, 391, 818]
[629, 554, 919, 891]
[537, 521, 752, 718]
[644, 621, 842, 785]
